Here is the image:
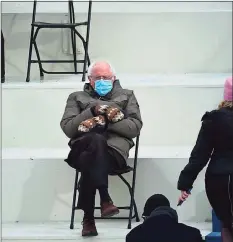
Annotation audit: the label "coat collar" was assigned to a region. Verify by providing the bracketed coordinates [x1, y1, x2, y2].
[146, 206, 178, 223]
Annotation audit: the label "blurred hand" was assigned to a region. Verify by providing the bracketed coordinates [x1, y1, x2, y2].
[178, 191, 190, 203]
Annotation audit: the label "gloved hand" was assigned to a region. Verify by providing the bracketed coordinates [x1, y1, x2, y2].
[78, 117, 96, 132]
[93, 115, 107, 128]
[78, 115, 107, 133]
[91, 104, 109, 116]
[106, 107, 124, 123]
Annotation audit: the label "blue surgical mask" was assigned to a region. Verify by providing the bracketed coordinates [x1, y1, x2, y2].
[94, 79, 113, 96]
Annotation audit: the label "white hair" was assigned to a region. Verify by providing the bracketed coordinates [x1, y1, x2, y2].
[87, 61, 116, 77]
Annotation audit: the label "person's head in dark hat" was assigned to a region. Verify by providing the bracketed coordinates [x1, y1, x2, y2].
[142, 194, 170, 220]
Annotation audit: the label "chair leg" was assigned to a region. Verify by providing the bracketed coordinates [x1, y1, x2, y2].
[32, 27, 44, 78]
[133, 199, 140, 222]
[129, 136, 140, 226]
[87, 53, 91, 66]
[26, 25, 35, 82]
[118, 174, 138, 229]
[26, 0, 37, 82]
[70, 171, 79, 229]
[70, 28, 77, 73]
[128, 167, 138, 229]
[127, 191, 134, 229]
[69, 1, 77, 73]
[82, 0, 92, 82]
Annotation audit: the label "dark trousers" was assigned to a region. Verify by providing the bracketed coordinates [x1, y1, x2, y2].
[205, 174, 233, 229]
[66, 133, 126, 215]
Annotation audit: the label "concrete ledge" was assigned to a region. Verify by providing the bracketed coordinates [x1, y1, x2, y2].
[2, 73, 231, 89]
[2, 146, 193, 160]
[2, 2, 232, 14]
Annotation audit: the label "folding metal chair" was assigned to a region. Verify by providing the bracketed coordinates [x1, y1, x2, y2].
[70, 135, 140, 230]
[26, 0, 92, 82]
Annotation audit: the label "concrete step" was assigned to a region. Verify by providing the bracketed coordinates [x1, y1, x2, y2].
[2, 153, 211, 223]
[2, 221, 212, 241]
[2, 73, 230, 149]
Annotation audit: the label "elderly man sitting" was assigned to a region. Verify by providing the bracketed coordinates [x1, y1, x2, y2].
[60, 61, 142, 237]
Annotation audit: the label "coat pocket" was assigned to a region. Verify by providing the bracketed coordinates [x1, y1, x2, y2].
[112, 94, 128, 110]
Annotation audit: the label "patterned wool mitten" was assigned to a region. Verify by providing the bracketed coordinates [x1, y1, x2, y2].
[106, 107, 124, 123]
[91, 104, 109, 116]
[78, 118, 97, 132]
[92, 115, 107, 128]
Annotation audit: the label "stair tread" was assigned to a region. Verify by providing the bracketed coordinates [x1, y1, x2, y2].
[2, 221, 211, 240]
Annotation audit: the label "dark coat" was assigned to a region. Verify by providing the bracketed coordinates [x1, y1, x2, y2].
[126, 207, 203, 242]
[178, 107, 233, 191]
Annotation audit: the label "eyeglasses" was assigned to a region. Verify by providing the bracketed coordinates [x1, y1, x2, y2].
[90, 76, 113, 81]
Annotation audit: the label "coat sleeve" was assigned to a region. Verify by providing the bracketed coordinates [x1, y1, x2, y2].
[107, 91, 143, 139]
[190, 228, 203, 242]
[60, 93, 94, 139]
[177, 112, 214, 191]
[195, 230, 204, 242]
